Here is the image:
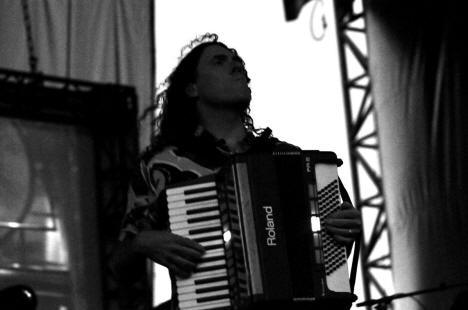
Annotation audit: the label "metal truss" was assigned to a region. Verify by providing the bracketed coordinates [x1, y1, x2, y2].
[333, 0, 394, 308]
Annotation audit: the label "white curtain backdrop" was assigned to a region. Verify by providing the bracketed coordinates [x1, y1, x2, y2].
[0, 1, 154, 309]
[366, 1, 468, 309]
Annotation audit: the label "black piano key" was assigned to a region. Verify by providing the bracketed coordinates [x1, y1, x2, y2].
[196, 284, 230, 295]
[194, 275, 229, 286]
[195, 264, 227, 273]
[186, 206, 219, 215]
[188, 215, 220, 224]
[189, 226, 222, 236]
[186, 194, 218, 204]
[184, 186, 216, 196]
[193, 235, 223, 243]
[204, 243, 225, 251]
[201, 255, 226, 263]
[196, 293, 231, 304]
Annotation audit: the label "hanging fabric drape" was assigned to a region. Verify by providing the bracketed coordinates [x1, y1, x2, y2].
[0, 1, 154, 309]
[366, 1, 468, 309]
[0, 0, 154, 148]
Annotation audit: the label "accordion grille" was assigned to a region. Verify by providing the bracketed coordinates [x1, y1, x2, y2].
[318, 179, 348, 276]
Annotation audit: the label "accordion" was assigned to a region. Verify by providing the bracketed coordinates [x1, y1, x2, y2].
[166, 151, 357, 310]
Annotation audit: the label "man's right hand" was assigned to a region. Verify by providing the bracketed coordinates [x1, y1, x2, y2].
[132, 230, 205, 279]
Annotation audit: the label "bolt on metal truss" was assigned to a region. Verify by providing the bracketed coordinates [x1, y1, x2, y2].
[332, 0, 394, 308]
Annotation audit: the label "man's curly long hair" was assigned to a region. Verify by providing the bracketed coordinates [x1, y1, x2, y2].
[143, 34, 257, 154]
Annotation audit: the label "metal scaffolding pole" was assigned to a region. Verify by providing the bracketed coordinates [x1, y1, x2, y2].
[332, 0, 394, 308]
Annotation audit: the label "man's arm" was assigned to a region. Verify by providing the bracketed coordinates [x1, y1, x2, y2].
[110, 230, 205, 282]
[110, 165, 206, 283]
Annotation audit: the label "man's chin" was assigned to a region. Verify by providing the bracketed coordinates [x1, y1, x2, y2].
[211, 99, 250, 112]
[235, 99, 250, 112]
[233, 93, 251, 110]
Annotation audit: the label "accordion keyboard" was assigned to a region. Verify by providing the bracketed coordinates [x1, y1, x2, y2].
[167, 181, 231, 310]
[165, 151, 356, 310]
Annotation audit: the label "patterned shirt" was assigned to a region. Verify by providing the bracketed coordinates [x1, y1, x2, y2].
[120, 127, 299, 241]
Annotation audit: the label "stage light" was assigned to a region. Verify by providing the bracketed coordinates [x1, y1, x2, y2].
[283, 0, 312, 21]
[283, 0, 355, 22]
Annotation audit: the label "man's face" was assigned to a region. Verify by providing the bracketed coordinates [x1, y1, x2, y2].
[190, 44, 251, 111]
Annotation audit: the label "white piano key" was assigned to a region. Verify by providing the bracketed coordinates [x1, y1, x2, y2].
[169, 198, 219, 209]
[169, 200, 219, 215]
[193, 229, 223, 238]
[170, 221, 222, 236]
[199, 251, 226, 263]
[191, 233, 225, 245]
[177, 269, 228, 287]
[179, 298, 231, 310]
[170, 218, 221, 231]
[178, 288, 230, 302]
[177, 286, 230, 301]
[198, 238, 223, 248]
[166, 181, 216, 195]
[175, 251, 226, 288]
[201, 248, 225, 259]
[177, 279, 229, 294]
[171, 225, 222, 239]
[170, 210, 220, 224]
[196, 258, 226, 270]
[168, 190, 218, 203]
[170, 224, 222, 236]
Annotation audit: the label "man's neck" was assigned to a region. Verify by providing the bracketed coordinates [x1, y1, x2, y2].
[197, 104, 247, 153]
